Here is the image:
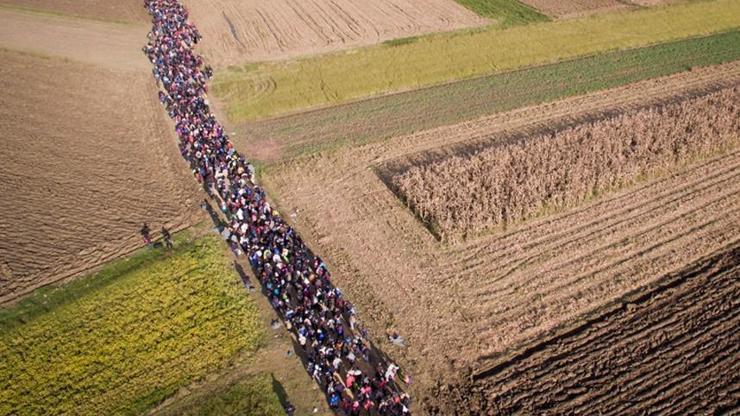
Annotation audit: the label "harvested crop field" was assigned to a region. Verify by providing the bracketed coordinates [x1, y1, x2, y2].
[182, 0, 487, 67]
[518, 0, 631, 18]
[258, 66, 740, 404]
[391, 87, 740, 239]
[427, 244, 740, 415]
[0, 47, 201, 304]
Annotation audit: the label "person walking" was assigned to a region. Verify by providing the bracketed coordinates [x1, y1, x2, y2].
[140, 223, 152, 246]
[161, 226, 173, 250]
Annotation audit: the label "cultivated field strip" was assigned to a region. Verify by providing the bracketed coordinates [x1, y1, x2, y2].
[375, 62, 740, 171]
[239, 31, 740, 161]
[261, 64, 740, 401]
[426, 245, 740, 414]
[214, 0, 740, 120]
[184, 0, 486, 66]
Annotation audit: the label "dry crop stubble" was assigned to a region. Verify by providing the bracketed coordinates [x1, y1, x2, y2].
[391, 88, 740, 240]
[257, 65, 740, 403]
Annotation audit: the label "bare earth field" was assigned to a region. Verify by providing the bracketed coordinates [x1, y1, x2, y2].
[0, 8, 149, 70]
[0, 0, 147, 22]
[0, 46, 201, 303]
[258, 64, 740, 403]
[182, 0, 488, 67]
[427, 245, 740, 414]
[518, 0, 631, 19]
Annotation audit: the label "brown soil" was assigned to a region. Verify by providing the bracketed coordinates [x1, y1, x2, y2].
[181, 0, 488, 67]
[256, 64, 740, 405]
[518, 0, 632, 19]
[0, 0, 148, 23]
[0, 8, 150, 70]
[0, 47, 201, 304]
[426, 245, 740, 414]
[391, 87, 739, 239]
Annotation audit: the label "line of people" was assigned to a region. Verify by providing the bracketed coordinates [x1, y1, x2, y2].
[142, 1, 410, 414]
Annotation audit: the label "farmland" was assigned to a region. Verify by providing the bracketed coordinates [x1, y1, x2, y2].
[0, 235, 266, 416]
[427, 244, 740, 414]
[234, 31, 740, 161]
[391, 87, 739, 239]
[182, 0, 487, 67]
[1, 0, 738, 413]
[0, 21, 201, 304]
[212, 0, 740, 120]
[260, 64, 740, 405]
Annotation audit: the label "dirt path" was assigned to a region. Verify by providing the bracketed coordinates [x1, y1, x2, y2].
[259, 63, 740, 402]
[0, 8, 149, 70]
[182, 0, 488, 67]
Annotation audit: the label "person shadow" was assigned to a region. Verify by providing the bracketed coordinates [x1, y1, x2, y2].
[271, 374, 295, 415]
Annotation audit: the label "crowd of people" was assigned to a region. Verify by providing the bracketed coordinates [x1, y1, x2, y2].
[142, 1, 411, 414]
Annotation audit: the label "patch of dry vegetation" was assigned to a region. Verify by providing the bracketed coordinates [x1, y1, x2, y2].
[391, 87, 740, 239]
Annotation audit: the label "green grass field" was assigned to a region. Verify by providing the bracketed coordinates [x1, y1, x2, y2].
[213, 0, 740, 121]
[0, 235, 265, 416]
[240, 30, 740, 160]
[453, 0, 548, 26]
[156, 373, 284, 416]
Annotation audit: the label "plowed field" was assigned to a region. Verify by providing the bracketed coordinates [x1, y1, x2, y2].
[427, 245, 740, 414]
[258, 64, 740, 403]
[0, 17, 201, 304]
[183, 0, 487, 67]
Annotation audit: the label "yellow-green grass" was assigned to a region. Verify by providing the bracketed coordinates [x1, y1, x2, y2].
[156, 373, 284, 416]
[213, 0, 740, 121]
[0, 235, 264, 416]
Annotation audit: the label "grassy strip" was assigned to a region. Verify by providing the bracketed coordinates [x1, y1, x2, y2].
[213, 0, 740, 121]
[0, 235, 264, 416]
[454, 0, 548, 26]
[0, 233, 192, 332]
[155, 373, 284, 416]
[244, 30, 740, 160]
